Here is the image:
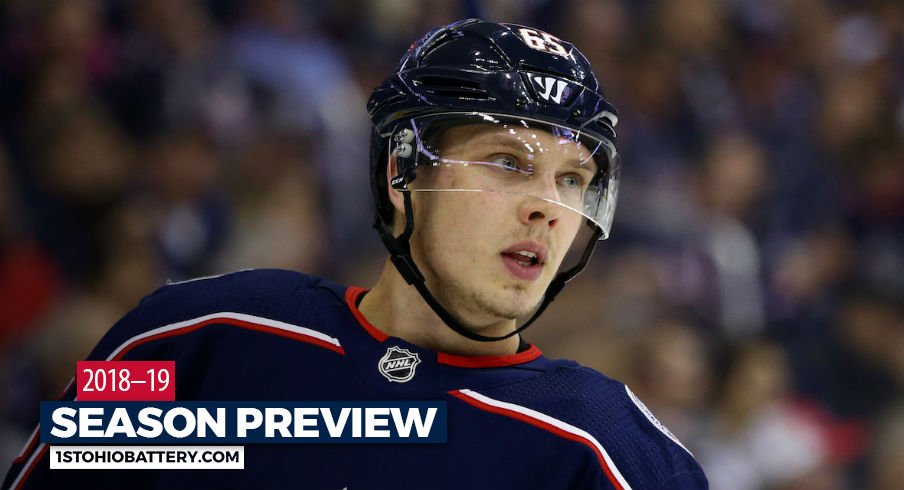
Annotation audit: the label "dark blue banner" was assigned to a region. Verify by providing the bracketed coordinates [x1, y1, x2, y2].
[41, 401, 446, 444]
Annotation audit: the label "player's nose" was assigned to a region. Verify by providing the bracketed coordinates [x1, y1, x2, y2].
[518, 181, 563, 228]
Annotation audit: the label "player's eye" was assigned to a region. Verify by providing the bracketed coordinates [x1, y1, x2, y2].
[558, 173, 586, 193]
[491, 154, 519, 169]
[488, 154, 533, 176]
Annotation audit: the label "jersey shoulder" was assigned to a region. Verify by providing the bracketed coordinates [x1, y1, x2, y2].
[481, 362, 708, 490]
[86, 269, 349, 362]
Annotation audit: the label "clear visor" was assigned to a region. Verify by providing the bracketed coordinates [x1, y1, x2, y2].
[389, 113, 620, 239]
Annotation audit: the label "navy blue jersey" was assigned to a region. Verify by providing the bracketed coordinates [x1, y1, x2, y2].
[4, 269, 707, 490]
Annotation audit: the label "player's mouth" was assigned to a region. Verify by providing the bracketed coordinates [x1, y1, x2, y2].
[500, 242, 548, 281]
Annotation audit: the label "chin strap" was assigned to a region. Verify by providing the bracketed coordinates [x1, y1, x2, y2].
[374, 191, 602, 342]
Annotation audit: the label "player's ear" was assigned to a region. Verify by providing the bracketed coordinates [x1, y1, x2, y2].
[386, 155, 406, 226]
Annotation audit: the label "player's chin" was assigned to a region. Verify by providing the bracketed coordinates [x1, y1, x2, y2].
[494, 287, 546, 319]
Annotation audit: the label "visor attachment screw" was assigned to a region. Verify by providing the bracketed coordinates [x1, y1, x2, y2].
[392, 128, 415, 159]
[394, 128, 415, 144]
[393, 143, 413, 158]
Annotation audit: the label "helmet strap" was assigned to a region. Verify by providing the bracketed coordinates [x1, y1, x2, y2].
[373, 191, 602, 343]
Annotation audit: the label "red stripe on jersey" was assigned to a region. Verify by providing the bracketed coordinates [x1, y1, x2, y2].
[345, 287, 389, 342]
[11, 445, 48, 490]
[13, 377, 73, 464]
[110, 316, 345, 360]
[13, 428, 37, 465]
[449, 389, 628, 490]
[437, 344, 542, 367]
[9, 314, 344, 489]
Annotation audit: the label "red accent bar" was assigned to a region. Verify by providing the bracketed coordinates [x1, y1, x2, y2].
[14, 445, 48, 490]
[437, 344, 543, 367]
[345, 287, 389, 342]
[76, 361, 176, 401]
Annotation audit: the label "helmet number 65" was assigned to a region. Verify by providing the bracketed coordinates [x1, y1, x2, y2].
[517, 28, 569, 57]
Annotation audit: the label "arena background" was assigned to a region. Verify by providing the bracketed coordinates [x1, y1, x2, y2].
[1, 1, 902, 488]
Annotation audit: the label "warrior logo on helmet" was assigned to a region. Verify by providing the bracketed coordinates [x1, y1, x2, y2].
[530, 75, 571, 104]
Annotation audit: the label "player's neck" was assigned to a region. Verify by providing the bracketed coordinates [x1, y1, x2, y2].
[359, 260, 521, 357]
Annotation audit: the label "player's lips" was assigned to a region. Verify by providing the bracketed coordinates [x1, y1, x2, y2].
[500, 241, 548, 281]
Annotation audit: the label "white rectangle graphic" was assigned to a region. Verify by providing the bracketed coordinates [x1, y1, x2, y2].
[50, 446, 244, 469]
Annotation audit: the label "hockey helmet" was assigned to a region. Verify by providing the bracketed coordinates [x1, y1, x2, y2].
[368, 18, 620, 238]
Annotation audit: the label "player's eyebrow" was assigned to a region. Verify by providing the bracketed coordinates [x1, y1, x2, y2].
[561, 155, 597, 173]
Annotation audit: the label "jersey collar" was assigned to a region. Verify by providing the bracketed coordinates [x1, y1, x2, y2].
[344, 286, 543, 368]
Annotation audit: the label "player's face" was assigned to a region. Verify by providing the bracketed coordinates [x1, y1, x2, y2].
[406, 124, 594, 328]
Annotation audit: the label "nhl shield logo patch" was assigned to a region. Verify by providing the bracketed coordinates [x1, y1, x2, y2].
[378, 346, 421, 383]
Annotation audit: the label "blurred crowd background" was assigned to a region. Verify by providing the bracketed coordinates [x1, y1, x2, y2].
[0, 0, 902, 488]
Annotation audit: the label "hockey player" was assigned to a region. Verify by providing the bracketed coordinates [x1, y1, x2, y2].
[4, 19, 708, 489]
